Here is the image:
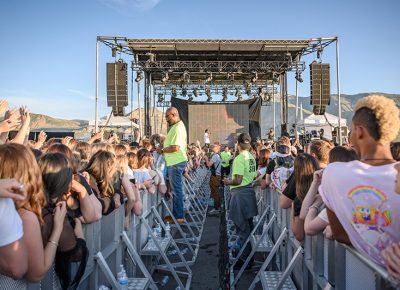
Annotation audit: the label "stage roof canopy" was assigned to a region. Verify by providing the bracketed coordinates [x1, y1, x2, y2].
[98, 37, 334, 85]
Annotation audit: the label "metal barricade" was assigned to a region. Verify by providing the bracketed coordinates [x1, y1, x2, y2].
[228, 187, 398, 290]
[23, 166, 210, 290]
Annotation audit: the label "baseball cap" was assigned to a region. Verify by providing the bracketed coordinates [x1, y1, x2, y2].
[238, 133, 251, 149]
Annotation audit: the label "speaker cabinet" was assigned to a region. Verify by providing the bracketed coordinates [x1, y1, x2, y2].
[107, 62, 128, 107]
[310, 62, 330, 115]
[112, 106, 125, 117]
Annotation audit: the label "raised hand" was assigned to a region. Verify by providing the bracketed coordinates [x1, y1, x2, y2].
[0, 100, 8, 113]
[0, 178, 27, 202]
[37, 131, 47, 144]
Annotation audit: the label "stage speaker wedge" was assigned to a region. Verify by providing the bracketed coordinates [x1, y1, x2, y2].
[310, 62, 330, 115]
[107, 62, 128, 107]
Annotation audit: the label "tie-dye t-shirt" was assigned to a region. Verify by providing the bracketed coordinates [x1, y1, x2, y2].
[319, 160, 400, 267]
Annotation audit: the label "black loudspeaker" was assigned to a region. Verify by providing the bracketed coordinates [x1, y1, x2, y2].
[310, 62, 330, 115]
[112, 106, 125, 116]
[107, 62, 128, 107]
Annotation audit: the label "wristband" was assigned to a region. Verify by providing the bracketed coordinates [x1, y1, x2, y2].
[48, 240, 59, 247]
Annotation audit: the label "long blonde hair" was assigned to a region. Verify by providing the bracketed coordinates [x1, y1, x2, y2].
[85, 150, 115, 198]
[0, 143, 45, 223]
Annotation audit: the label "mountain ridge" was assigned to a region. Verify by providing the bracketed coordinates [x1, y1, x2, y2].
[28, 92, 399, 130]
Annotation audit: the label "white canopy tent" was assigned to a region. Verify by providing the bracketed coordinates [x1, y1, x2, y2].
[297, 113, 347, 141]
[89, 115, 139, 140]
[89, 115, 139, 128]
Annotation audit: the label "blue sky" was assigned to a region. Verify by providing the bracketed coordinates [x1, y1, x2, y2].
[0, 0, 399, 120]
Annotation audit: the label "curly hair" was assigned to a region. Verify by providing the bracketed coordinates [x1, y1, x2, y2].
[353, 94, 400, 144]
[0, 143, 45, 224]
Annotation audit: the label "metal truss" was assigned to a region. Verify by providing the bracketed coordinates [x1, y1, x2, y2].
[132, 60, 305, 73]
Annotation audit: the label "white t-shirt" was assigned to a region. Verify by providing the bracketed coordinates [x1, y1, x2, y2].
[319, 160, 400, 266]
[204, 132, 210, 144]
[318, 208, 329, 223]
[0, 198, 23, 247]
[132, 169, 152, 184]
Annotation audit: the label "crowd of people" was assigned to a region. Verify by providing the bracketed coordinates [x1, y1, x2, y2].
[212, 94, 400, 282]
[1, 94, 400, 287]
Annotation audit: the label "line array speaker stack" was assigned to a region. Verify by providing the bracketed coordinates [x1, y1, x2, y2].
[107, 62, 128, 116]
[310, 62, 330, 115]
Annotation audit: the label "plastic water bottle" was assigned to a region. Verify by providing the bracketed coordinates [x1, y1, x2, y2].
[160, 275, 170, 286]
[262, 221, 268, 236]
[165, 222, 171, 238]
[155, 223, 162, 240]
[117, 265, 128, 290]
[147, 233, 155, 250]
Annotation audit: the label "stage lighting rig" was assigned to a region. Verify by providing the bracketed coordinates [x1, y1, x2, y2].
[181, 88, 187, 97]
[222, 87, 228, 102]
[171, 87, 177, 98]
[272, 72, 279, 83]
[135, 71, 143, 82]
[205, 72, 213, 83]
[146, 52, 155, 62]
[235, 88, 242, 101]
[258, 87, 264, 98]
[251, 71, 258, 83]
[285, 52, 292, 64]
[162, 72, 169, 84]
[245, 82, 252, 96]
[295, 71, 303, 83]
[157, 93, 164, 103]
[205, 88, 212, 102]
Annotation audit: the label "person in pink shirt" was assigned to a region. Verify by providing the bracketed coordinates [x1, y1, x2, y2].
[319, 95, 400, 267]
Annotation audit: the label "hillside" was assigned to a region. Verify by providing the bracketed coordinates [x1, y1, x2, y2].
[27, 93, 399, 133]
[30, 113, 83, 129]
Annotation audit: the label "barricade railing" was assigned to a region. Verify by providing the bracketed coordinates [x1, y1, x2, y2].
[22, 166, 210, 290]
[226, 186, 398, 290]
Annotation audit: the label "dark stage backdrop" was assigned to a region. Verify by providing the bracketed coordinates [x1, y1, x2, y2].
[171, 97, 261, 147]
[188, 103, 249, 147]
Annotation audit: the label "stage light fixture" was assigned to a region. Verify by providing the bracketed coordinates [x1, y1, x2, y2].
[222, 87, 228, 102]
[171, 87, 177, 98]
[272, 72, 279, 83]
[258, 87, 264, 98]
[157, 93, 164, 103]
[147, 52, 155, 62]
[181, 88, 187, 97]
[235, 88, 242, 101]
[135, 71, 143, 82]
[285, 52, 292, 64]
[206, 88, 212, 102]
[182, 71, 190, 83]
[251, 72, 258, 83]
[245, 82, 252, 96]
[193, 88, 199, 97]
[205, 73, 213, 83]
[205, 88, 211, 98]
[295, 71, 303, 83]
[162, 72, 169, 84]
[112, 47, 117, 58]
[317, 48, 323, 60]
